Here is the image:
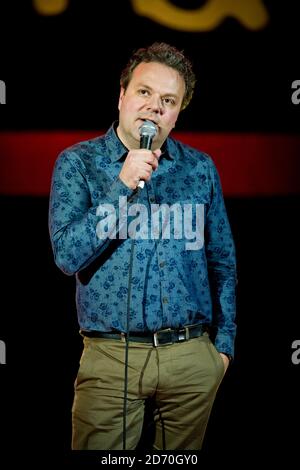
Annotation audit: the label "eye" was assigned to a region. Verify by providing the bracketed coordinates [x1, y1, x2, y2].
[163, 97, 176, 106]
[138, 89, 150, 96]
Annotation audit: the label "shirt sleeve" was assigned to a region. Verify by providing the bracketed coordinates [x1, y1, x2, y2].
[205, 157, 238, 357]
[48, 150, 134, 275]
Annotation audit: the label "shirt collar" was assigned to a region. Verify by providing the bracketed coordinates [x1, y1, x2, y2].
[104, 122, 176, 162]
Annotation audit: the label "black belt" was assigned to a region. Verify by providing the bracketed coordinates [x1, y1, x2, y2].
[80, 323, 208, 347]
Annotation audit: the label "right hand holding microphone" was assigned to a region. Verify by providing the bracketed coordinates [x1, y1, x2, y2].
[119, 148, 161, 189]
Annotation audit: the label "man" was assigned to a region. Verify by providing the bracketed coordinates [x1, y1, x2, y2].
[49, 42, 237, 450]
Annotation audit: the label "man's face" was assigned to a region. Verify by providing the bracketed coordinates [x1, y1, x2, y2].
[117, 61, 185, 150]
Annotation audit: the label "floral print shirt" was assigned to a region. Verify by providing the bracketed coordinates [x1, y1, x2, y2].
[49, 124, 237, 356]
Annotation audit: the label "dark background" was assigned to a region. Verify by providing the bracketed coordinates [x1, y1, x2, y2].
[0, 0, 299, 132]
[0, 0, 299, 466]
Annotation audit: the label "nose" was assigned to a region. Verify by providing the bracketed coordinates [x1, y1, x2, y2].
[146, 93, 163, 114]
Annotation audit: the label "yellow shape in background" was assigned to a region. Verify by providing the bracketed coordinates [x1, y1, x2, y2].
[131, 0, 269, 31]
[32, 0, 69, 16]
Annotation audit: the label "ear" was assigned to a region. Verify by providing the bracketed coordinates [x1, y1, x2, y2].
[118, 87, 125, 111]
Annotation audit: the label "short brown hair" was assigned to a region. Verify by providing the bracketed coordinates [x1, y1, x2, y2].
[120, 42, 196, 110]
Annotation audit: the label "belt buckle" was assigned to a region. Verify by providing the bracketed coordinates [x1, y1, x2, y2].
[178, 327, 189, 342]
[153, 328, 172, 347]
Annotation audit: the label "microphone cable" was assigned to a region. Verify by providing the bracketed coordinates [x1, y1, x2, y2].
[122, 186, 142, 450]
[122, 120, 157, 450]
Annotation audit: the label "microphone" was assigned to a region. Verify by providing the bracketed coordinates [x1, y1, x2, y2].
[138, 120, 157, 189]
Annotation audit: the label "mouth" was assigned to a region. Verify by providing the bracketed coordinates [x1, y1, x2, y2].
[139, 117, 158, 127]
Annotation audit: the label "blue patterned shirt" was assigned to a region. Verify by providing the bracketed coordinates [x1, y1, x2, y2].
[49, 124, 237, 356]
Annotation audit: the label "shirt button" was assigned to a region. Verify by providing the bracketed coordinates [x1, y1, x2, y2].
[149, 196, 156, 203]
[162, 297, 168, 304]
[159, 261, 165, 268]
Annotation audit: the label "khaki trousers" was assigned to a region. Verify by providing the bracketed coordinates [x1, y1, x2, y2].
[72, 333, 225, 450]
